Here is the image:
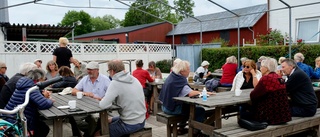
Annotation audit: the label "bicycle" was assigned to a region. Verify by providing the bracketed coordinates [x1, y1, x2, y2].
[0, 76, 63, 137]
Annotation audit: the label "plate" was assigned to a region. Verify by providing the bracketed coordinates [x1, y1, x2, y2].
[57, 105, 70, 109]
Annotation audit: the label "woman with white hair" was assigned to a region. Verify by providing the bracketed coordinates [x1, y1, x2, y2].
[220, 56, 238, 86]
[243, 58, 291, 125]
[193, 60, 211, 83]
[294, 53, 315, 78]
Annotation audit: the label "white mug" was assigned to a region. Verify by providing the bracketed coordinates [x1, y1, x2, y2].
[235, 89, 242, 96]
[77, 92, 83, 99]
[68, 100, 76, 109]
[155, 78, 161, 83]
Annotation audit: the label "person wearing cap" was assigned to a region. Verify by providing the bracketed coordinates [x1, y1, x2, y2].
[34, 59, 42, 68]
[70, 61, 111, 137]
[0, 61, 9, 91]
[97, 59, 146, 137]
[0, 62, 37, 109]
[52, 37, 75, 68]
[193, 60, 211, 83]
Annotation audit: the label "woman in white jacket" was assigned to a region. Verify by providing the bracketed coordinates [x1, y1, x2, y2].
[231, 59, 262, 92]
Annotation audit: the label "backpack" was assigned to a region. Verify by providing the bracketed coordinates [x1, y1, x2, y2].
[205, 78, 220, 92]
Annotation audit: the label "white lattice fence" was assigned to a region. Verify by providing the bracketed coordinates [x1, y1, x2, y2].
[0, 41, 172, 77]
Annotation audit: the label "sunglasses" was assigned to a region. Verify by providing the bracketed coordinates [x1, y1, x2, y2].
[243, 65, 250, 69]
[1, 67, 7, 69]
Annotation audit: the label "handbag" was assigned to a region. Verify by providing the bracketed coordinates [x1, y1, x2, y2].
[238, 118, 268, 131]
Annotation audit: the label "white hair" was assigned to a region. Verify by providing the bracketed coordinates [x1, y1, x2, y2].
[173, 58, 182, 66]
[19, 62, 37, 75]
[261, 57, 277, 72]
[172, 60, 190, 74]
[294, 53, 304, 62]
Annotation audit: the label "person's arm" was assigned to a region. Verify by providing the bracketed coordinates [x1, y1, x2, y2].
[52, 55, 57, 62]
[31, 91, 53, 110]
[99, 84, 117, 109]
[250, 78, 267, 101]
[156, 68, 163, 79]
[146, 71, 154, 82]
[250, 69, 260, 88]
[69, 57, 75, 64]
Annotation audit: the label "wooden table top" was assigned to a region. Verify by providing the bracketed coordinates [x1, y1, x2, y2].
[39, 93, 119, 119]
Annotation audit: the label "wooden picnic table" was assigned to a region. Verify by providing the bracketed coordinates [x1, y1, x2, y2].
[174, 87, 320, 137]
[148, 80, 164, 115]
[39, 93, 119, 137]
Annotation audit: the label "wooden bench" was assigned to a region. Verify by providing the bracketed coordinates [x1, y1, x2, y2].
[156, 112, 189, 137]
[216, 87, 231, 93]
[213, 108, 320, 137]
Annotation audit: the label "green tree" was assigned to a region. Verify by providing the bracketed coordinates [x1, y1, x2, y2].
[123, 0, 177, 27]
[173, 0, 195, 21]
[60, 10, 93, 37]
[91, 15, 121, 31]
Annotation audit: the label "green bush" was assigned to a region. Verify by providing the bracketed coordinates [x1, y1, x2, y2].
[156, 59, 172, 73]
[202, 44, 320, 71]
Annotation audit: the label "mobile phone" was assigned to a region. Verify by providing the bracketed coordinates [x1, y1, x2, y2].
[68, 108, 83, 112]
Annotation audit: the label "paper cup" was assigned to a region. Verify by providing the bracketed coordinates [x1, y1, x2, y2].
[68, 100, 76, 109]
[77, 92, 83, 99]
[235, 89, 242, 96]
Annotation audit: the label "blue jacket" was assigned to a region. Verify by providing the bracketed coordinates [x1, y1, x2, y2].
[297, 62, 316, 78]
[5, 77, 53, 130]
[52, 76, 77, 88]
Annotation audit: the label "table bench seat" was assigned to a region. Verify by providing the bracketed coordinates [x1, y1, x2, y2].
[156, 112, 189, 137]
[120, 127, 152, 137]
[213, 108, 320, 137]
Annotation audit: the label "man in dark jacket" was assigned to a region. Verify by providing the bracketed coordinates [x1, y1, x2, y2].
[0, 62, 37, 109]
[281, 58, 318, 117]
[5, 69, 54, 137]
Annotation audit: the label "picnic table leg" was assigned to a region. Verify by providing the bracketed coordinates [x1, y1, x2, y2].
[153, 85, 159, 115]
[188, 104, 196, 137]
[100, 110, 109, 136]
[53, 117, 63, 137]
[215, 107, 222, 128]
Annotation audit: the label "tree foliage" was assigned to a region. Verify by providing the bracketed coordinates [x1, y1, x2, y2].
[60, 10, 122, 37]
[173, 0, 195, 22]
[122, 0, 178, 27]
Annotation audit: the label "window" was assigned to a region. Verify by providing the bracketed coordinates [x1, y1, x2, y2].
[297, 18, 320, 43]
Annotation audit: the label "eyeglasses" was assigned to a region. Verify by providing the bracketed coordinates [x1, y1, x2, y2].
[1, 67, 7, 69]
[243, 65, 250, 69]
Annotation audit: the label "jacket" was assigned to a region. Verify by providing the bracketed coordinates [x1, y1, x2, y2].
[0, 73, 24, 109]
[52, 76, 77, 88]
[231, 70, 262, 92]
[5, 77, 53, 130]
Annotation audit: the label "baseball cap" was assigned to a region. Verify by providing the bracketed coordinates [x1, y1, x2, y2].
[58, 87, 72, 95]
[0, 62, 6, 68]
[34, 59, 42, 63]
[86, 62, 99, 69]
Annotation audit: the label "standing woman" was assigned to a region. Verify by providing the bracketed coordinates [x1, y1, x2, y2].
[53, 37, 75, 68]
[45, 60, 59, 80]
[231, 59, 262, 92]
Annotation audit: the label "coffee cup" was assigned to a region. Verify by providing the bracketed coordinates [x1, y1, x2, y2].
[68, 100, 76, 109]
[235, 89, 242, 96]
[155, 78, 161, 83]
[77, 92, 83, 99]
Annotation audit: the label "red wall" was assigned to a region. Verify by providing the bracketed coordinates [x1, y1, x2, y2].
[75, 22, 172, 43]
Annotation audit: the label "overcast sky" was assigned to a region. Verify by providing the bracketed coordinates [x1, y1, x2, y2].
[8, 0, 267, 25]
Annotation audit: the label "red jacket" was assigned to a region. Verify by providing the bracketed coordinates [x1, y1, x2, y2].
[132, 68, 154, 88]
[220, 63, 237, 84]
[250, 72, 291, 124]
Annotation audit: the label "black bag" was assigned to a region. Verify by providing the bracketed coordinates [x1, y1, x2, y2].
[238, 118, 268, 131]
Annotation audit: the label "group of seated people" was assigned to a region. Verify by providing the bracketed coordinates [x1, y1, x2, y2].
[160, 55, 319, 136]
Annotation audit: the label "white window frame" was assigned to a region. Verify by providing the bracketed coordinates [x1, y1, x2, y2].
[296, 18, 320, 43]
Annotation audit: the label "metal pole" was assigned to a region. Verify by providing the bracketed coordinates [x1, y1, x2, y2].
[72, 22, 75, 42]
[279, 0, 292, 59]
[237, 18, 240, 68]
[200, 22, 203, 61]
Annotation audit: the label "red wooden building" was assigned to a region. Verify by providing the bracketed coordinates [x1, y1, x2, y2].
[75, 22, 172, 44]
[166, 4, 268, 46]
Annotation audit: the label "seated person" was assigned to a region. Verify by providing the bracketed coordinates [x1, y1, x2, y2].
[220, 56, 237, 87]
[313, 56, 320, 79]
[231, 59, 262, 92]
[147, 61, 162, 79]
[0, 62, 37, 109]
[45, 60, 60, 80]
[70, 61, 111, 137]
[0, 61, 9, 91]
[5, 69, 54, 137]
[193, 60, 211, 83]
[73, 59, 87, 81]
[34, 59, 42, 69]
[294, 53, 316, 78]
[238, 57, 248, 72]
[281, 58, 318, 117]
[52, 66, 77, 88]
[159, 60, 212, 135]
[242, 58, 291, 124]
[98, 59, 146, 136]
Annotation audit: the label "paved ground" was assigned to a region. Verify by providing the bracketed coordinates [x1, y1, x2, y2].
[46, 113, 238, 137]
